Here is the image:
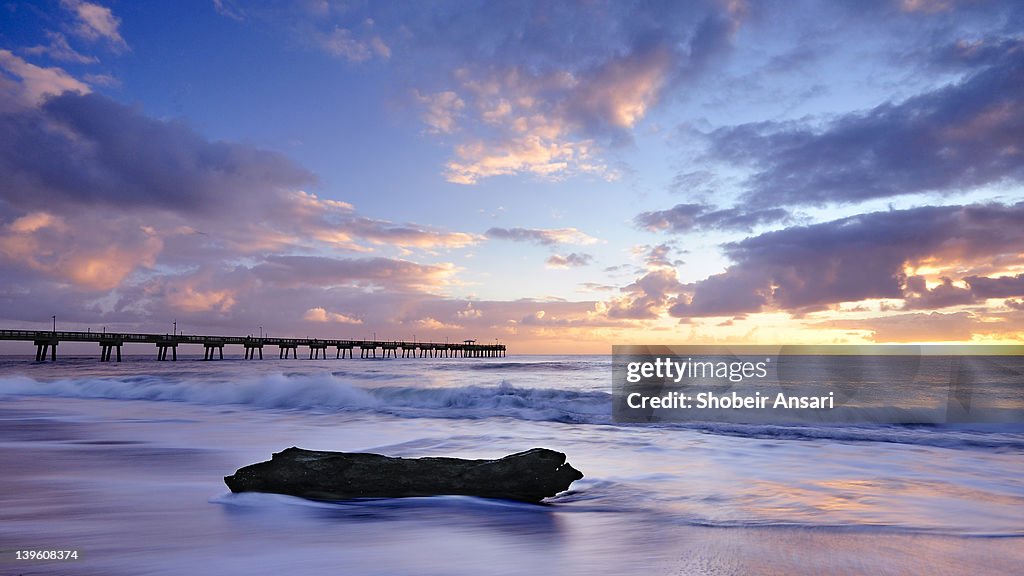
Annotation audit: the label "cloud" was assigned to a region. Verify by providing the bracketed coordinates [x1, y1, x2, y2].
[635, 203, 790, 233]
[412, 317, 461, 331]
[82, 73, 119, 87]
[404, 1, 745, 183]
[0, 83, 480, 318]
[445, 133, 609, 184]
[814, 311, 978, 342]
[899, 0, 955, 14]
[304, 306, 363, 324]
[0, 55, 568, 345]
[456, 303, 482, 319]
[414, 90, 464, 134]
[164, 277, 238, 314]
[0, 92, 314, 214]
[275, 191, 483, 252]
[635, 203, 704, 232]
[965, 273, 1024, 299]
[0, 50, 90, 108]
[517, 305, 623, 328]
[62, 0, 128, 52]
[23, 31, 99, 64]
[253, 256, 457, 293]
[349, 217, 482, 249]
[568, 46, 675, 131]
[0, 210, 162, 290]
[668, 202, 1024, 318]
[628, 243, 686, 271]
[607, 269, 688, 320]
[706, 38, 1024, 207]
[902, 276, 976, 309]
[317, 26, 390, 62]
[212, 0, 246, 21]
[193, 1, 745, 185]
[546, 253, 593, 268]
[485, 227, 598, 246]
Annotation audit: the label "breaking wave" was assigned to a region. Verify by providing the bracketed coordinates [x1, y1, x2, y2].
[2, 372, 1021, 450]
[0, 373, 611, 424]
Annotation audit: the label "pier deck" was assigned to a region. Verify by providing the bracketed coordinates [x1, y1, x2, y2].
[0, 329, 505, 362]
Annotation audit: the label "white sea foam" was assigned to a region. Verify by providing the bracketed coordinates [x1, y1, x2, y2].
[3, 370, 1022, 452]
[0, 372, 612, 423]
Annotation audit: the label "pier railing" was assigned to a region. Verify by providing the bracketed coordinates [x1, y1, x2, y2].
[0, 329, 505, 362]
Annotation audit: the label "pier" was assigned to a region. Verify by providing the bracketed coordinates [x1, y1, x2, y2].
[0, 329, 506, 362]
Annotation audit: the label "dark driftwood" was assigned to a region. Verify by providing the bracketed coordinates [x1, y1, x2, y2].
[224, 447, 583, 504]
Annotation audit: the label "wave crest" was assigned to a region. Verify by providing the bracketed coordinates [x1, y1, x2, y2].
[0, 373, 612, 423]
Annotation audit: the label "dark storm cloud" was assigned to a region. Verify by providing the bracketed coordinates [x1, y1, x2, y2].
[707, 38, 1024, 207]
[669, 203, 1024, 318]
[0, 92, 315, 214]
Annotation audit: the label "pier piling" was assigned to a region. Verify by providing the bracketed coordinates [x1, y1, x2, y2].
[244, 342, 263, 360]
[309, 342, 328, 359]
[203, 343, 224, 360]
[100, 340, 122, 362]
[34, 339, 57, 361]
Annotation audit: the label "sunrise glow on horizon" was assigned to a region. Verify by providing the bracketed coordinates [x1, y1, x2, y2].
[1, 0, 1023, 353]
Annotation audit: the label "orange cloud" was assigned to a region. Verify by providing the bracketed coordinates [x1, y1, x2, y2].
[166, 287, 236, 313]
[304, 307, 363, 324]
[573, 48, 672, 129]
[413, 317, 462, 331]
[445, 135, 602, 184]
[0, 212, 161, 290]
[65, 243, 160, 291]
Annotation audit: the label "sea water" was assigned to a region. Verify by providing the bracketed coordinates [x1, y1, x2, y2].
[1, 355, 1022, 575]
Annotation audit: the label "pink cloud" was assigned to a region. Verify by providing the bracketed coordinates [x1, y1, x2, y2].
[62, 0, 129, 52]
[0, 50, 90, 108]
[303, 307, 363, 324]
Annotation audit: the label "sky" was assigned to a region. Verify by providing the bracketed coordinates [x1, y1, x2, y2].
[0, 0, 1022, 353]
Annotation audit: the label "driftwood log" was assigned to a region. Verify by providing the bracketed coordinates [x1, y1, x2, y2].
[224, 447, 583, 504]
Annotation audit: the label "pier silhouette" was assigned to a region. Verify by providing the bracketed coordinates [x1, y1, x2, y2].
[0, 329, 505, 362]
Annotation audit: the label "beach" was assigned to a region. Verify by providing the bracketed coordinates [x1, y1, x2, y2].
[1, 355, 1022, 575]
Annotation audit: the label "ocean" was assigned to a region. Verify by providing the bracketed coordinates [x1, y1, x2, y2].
[1, 354, 1022, 575]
